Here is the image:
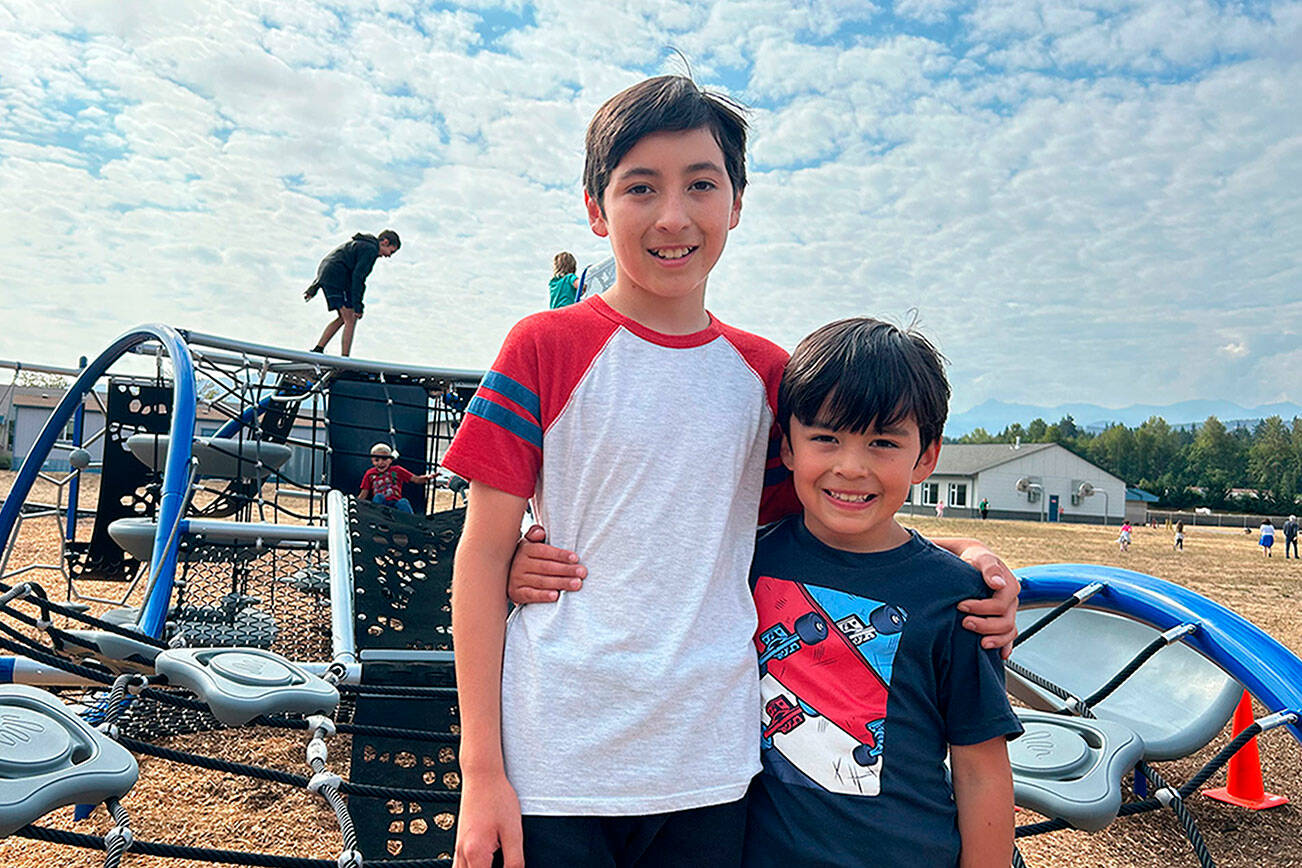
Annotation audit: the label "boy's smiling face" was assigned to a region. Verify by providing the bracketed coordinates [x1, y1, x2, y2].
[585, 127, 741, 331]
[781, 409, 941, 553]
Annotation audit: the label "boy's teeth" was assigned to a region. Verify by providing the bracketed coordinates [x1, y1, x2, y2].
[652, 246, 693, 259]
[827, 491, 873, 503]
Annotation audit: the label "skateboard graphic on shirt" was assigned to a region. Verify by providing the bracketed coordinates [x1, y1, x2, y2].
[753, 575, 907, 796]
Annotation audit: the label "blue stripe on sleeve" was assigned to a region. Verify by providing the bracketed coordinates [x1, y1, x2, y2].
[482, 371, 541, 421]
[468, 396, 543, 449]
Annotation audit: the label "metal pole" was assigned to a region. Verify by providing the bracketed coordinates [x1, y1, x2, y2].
[65, 355, 88, 545]
[326, 491, 357, 665]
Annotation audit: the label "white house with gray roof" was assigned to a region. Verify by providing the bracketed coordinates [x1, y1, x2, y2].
[901, 442, 1126, 524]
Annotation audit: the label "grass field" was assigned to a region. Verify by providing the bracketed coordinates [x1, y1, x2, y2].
[1, 470, 1299, 866]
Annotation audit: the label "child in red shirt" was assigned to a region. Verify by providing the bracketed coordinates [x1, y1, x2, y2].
[359, 442, 436, 514]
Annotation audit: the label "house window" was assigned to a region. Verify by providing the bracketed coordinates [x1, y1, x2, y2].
[920, 482, 940, 505]
[948, 483, 968, 508]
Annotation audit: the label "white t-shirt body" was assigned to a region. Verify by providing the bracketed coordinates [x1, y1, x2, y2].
[443, 296, 794, 815]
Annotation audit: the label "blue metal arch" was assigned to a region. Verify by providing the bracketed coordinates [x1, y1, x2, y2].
[0, 325, 197, 639]
[1017, 563, 1302, 744]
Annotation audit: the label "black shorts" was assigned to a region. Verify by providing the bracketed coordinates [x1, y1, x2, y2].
[321, 284, 358, 312]
[500, 796, 748, 868]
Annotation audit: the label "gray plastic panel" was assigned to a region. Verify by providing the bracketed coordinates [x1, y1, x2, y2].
[0, 685, 138, 837]
[1010, 606, 1242, 760]
[62, 628, 158, 674]
[155, 648, 339, 726]
[126, 434, 292, 480]
[1010, 710, 1145, 832]
[107, 517, 156, 562]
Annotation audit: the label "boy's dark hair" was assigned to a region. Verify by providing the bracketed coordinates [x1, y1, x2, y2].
[378, 229, 401, 250]
[584, 75, 747, 212]
[778, 317, 950, 455]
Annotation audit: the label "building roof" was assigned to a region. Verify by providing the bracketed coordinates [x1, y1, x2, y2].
[10, 387, 251, 423]
[1126, 487, 1160, 503]
[933, 442, 1057, 476]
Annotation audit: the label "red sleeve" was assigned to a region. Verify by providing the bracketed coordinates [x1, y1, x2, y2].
[392, 465, 416, 485]
[443, 305, 619, 499]
[359, 467, 376, 496]
[717, 323, 800, 526]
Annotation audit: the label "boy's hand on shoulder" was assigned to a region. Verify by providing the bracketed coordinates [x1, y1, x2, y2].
[952, 543, 1020, 658]
[454, 772, 524, 868]
[508, 524, 586, 604]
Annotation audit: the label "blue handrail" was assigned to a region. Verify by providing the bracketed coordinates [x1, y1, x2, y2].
[0, 325, 197, 640]
[1017, 563, 1302, 744]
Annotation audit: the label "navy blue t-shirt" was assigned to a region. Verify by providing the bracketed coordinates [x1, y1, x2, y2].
[743, 516, 1022, 868]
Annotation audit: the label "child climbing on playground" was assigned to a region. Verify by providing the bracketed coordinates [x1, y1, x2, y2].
[742, 317, 1020, 868]
[444, 75, 1020, 868]
[305, 229, 401, 356]
[548, 251, 579, 308]
[358, 442, 435, 514]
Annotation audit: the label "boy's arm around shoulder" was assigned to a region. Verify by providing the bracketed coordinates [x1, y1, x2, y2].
[930, 536, 1020, 656]
[451, 481, 529, 868]
[951, 736, 1014, 868]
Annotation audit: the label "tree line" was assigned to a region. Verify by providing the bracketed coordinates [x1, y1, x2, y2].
[952, 415, 1302, 514]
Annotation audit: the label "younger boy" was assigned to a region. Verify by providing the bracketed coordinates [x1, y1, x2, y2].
[358, 442, 435, 514]
[744, 317, 1020, 867]
[444, 76, 1018, 868]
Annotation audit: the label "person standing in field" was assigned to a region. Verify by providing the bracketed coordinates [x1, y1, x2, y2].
[305, 229, 401, 356]
[1283, 515, 1299, 559]
[1117, 520, 1132, 552]
[979, 497, 989, 520]
[1173, 520, 1184, 551]
[1259, 519, 1276, 557]
[548, 251, 579, 308]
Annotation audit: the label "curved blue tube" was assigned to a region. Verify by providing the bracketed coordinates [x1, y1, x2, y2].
[0, 325, 197, 640]
[1017, 563, 1302, 744]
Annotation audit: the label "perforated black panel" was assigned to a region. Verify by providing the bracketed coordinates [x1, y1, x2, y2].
[350, 498, 460, 653]
[69, 378, 170, 581]
[349, 664, 459, 861]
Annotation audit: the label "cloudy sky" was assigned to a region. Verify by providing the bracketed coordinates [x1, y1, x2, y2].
[1, 0, 1299, 413]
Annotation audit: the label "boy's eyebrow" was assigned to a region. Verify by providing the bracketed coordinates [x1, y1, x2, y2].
[615, 161, 725, 180]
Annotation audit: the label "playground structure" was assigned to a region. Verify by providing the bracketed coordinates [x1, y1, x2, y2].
[0, 325, 1300, 867]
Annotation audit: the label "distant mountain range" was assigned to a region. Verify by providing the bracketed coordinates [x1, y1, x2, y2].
[947, 399, 1302, 438]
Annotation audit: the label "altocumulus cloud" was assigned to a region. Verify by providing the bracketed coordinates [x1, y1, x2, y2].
[0, 0, 1298, 412]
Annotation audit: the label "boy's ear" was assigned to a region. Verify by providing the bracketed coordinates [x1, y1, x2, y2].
[584, 190, 609, 238]
[779, 433, 794, 471]
[911, 440, 941, 483]
[729, 191, 742, 230]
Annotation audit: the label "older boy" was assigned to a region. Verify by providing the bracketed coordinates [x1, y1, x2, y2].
[305, 229, 400, 356]
[744, 317, 1020, 867]
[443, 76, 1015, 868]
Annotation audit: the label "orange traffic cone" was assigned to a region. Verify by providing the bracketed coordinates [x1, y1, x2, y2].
[1203, 691, 1290, 809]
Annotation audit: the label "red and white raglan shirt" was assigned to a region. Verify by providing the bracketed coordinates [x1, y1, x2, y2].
[442, 295, 797, 816]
